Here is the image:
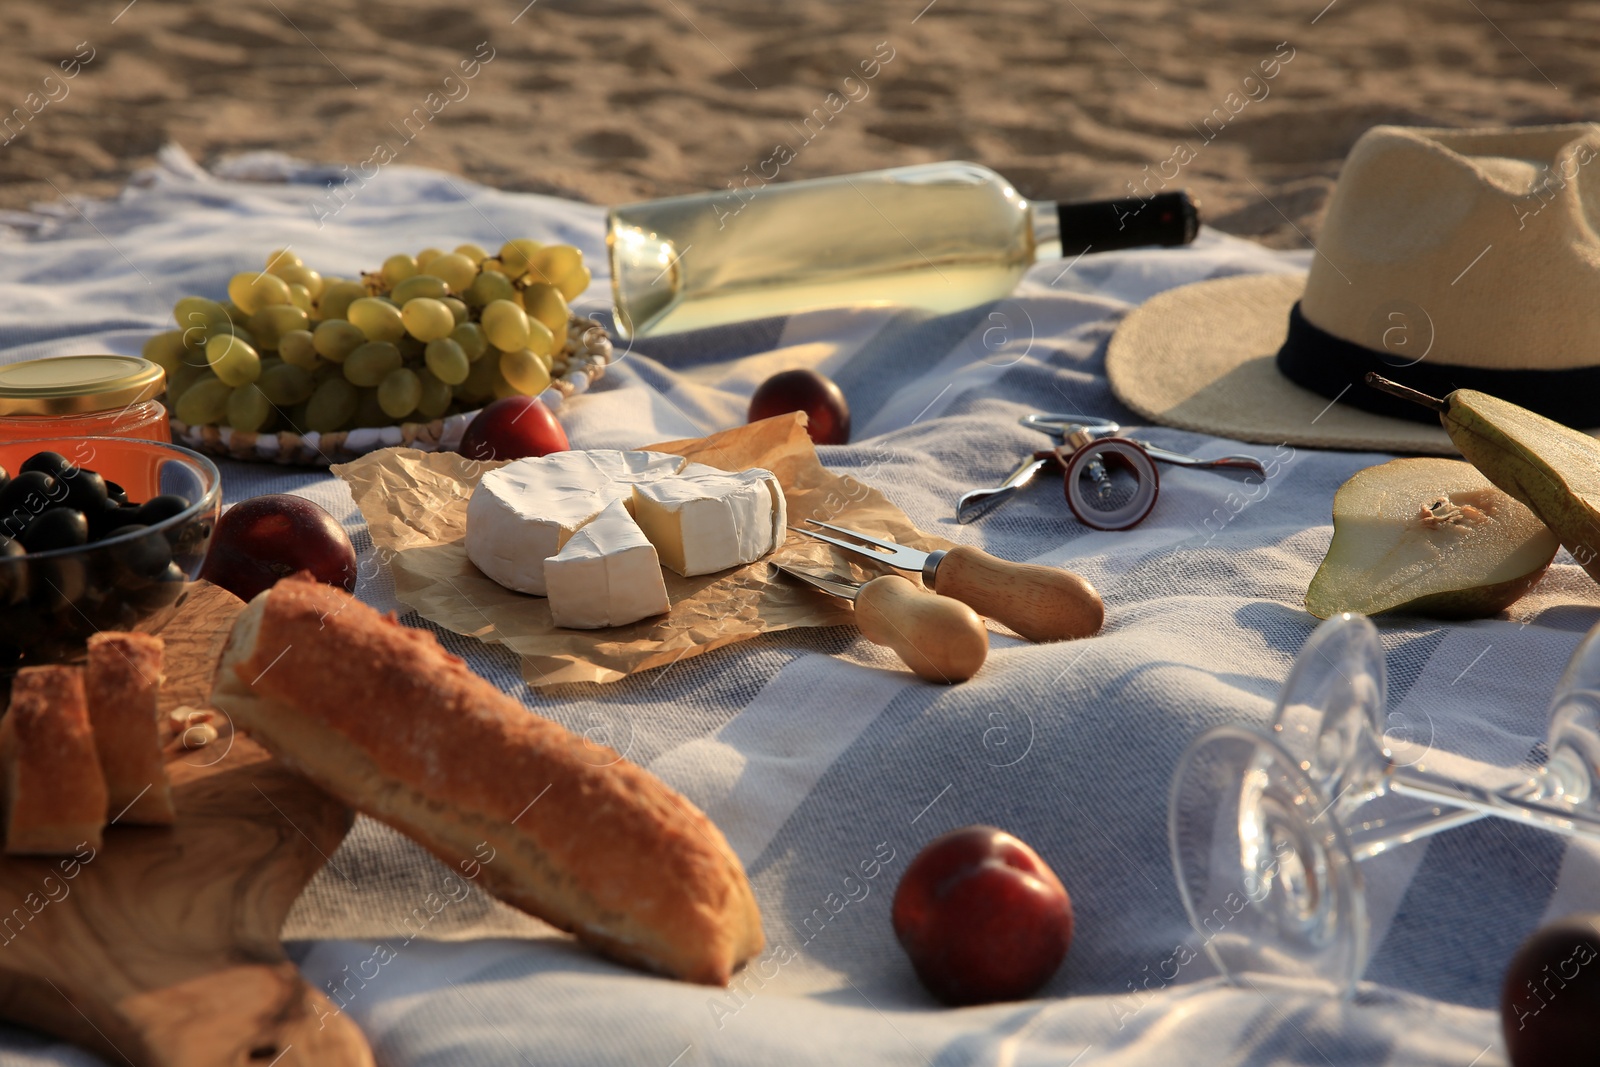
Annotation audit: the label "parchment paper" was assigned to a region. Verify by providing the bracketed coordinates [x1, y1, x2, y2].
[332, 413, 955, 686]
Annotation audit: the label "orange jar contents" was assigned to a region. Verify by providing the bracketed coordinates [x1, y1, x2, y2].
[0, 355, 169, 445]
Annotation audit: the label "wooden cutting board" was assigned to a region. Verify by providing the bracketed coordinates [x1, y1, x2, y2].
[0, 581, 371, 1067]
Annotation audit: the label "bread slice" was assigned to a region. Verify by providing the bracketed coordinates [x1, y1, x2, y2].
[3, 666, 108, 855]
[86, 632, 175, 825]
[209, 577, 764, 985]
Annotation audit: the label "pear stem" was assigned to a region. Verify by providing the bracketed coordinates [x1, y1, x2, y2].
[1365, 373, 1448, 413]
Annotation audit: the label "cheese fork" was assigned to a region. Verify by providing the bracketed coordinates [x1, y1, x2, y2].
[791, 520, 1104, 643]
[771, 563, 988, 684]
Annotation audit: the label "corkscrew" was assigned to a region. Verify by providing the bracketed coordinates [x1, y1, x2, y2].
[1169, 613, 1600, 995]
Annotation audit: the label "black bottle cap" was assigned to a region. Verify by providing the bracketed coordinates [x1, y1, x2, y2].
[1057, 191, 1200, 257]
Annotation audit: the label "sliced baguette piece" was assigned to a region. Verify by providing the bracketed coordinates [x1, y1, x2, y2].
[209, 576, 763, 985]
[86, 632, 175, 825]
[3, 666, 108, 855]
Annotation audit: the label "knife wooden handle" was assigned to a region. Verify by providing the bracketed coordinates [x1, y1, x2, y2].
[933, 545, 1104, 642]
[853, 575, 988, 684]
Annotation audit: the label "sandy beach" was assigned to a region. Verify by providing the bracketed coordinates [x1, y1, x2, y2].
[1, 0, 1593, 248]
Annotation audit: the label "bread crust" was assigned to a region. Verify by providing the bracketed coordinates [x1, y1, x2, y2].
[210, 577, 763, 985]
[4, 666, 108, 855]
[86, 632, 175, 825]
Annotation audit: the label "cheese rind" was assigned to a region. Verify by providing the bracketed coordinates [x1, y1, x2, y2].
[545, 500, 672, 629]
[465, 449, 685, 596]
[631, 464, 787, 577]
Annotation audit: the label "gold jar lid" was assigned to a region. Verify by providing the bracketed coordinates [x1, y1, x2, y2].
[0, 355, 167, 416]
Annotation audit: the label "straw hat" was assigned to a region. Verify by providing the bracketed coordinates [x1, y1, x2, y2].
[1106, 123, 1600, 453]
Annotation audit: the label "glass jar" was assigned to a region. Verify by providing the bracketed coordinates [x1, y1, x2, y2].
[0, 355, 169, 444]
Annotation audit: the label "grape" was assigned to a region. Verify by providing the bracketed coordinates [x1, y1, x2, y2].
[141, 330, 187, 377]
[521, 283, 569, 337]
[479, 257, 507, 275]
[173, 297, 230, 347]
[318, 279, 367, 321]
[382, 253, 418, 287]
[454, 242, 488, 264]
[500, 347, 553, 397]
[529, 244, 582, 287]
[498, 238, 541, 278]
[221, 300, 251, 325]
[441, 296, 469, 324]
[378, 368, 422, 418]
[524, 317, 556, 358]
[205, 334, 263, 387]
[279, 329, 319, 369]
[558, 263, 592, 302]
[248, 305, 310, 350]
[166, 362, 210, 404]
[343, 341, 402, 387]
[205, 322, 259, 353]
[312, 319, 366, 362]
[353, 388, 390, 428]
[259, 362, 316, 406]
[226, 383, 274, 433]
[277, 263, 323, 298]
[416, 368, 453, 419]
[264, 248, 302, 270]
[456, 349, 500, 404]
[451, 322, 488, 361]
[424, 337, 470, 384]
[175, 377, 232, 426]
[400, 297, 455, 343]
[420, 251, 477, 293]
[391, 275, 451, 304]
[227, 271, 293, 315]
[306, 378, 359, 433]
[287, 284, 313, 313]
[465, 270, 516, 308]
[481, 299, 531, 351]
[415, 248, 443, 269]
[347, 297, 406, 343]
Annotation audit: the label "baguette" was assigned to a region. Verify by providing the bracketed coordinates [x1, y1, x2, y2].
[86, 632, 175, 825]
[209, 576, 763, 985]
[3, 666, 108, 855]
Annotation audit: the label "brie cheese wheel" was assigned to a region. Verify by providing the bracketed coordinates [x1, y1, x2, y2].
[631, 463, 788, 577]
[465, 449, 685, 596]
[544, 499, 671, 629]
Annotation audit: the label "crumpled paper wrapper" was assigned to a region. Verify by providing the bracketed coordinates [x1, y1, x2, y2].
[333, 413, 954, 686]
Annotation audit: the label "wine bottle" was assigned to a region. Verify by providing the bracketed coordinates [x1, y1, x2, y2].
[606, 161, 1198, 339]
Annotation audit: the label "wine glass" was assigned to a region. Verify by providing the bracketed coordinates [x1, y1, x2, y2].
[1170, 613, 1600, 996]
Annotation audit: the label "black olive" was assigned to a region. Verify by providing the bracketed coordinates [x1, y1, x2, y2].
[134, 494, 191, 527]
[0, 537, 26, 606]
[1502, 913, 1600, 1065]
[89, 503, 143, 540]
[58, 468, 108, 514]
[0, 471, 60, 540]
[19, 451, 76, 481]
[20, 508, 88, 553]
[104, 480, 127, 506]
[108, 524, 173, 580]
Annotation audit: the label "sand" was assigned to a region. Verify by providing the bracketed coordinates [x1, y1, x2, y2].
[0, 0, 1594, 248]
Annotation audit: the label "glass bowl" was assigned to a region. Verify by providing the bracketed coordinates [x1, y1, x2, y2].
[0, 437, 221, 667]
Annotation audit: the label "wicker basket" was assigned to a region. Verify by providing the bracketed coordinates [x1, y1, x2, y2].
[172, 315, 613, 466]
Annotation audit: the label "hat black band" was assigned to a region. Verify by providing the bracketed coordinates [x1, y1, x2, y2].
[1275, 301, 1599, 427]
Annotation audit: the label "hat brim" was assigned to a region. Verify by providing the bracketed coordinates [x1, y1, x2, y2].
[1106, 273, 1456, 454]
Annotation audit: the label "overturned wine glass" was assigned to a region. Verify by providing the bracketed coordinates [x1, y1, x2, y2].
[1169, 612, 1600, 995]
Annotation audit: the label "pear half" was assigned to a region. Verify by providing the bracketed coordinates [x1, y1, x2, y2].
[1305, 458, 1559, 620]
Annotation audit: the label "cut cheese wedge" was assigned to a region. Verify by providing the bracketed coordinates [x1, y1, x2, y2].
[545, 499, 671, 629]
[465, 449, 684, 596]
[465, 449, 789, 629]
[632, 464, 787, 577]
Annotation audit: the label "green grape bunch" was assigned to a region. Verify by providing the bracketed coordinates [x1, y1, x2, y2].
[145, 239, 592, 436]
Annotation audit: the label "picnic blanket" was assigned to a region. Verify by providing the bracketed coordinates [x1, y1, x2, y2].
[1, 146, 1594, 1066]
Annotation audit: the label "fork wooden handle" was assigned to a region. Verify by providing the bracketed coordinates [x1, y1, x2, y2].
[934, 545, 1104, 642]
[854, 575, 988, 684]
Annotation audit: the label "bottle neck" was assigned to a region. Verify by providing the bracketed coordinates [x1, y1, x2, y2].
[1034, 191, 1200, 261]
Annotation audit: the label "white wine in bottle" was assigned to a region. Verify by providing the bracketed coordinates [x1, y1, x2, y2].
[607, 161, 1197, 338]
